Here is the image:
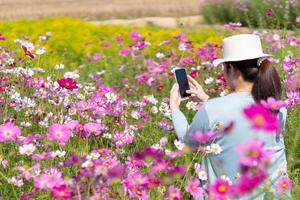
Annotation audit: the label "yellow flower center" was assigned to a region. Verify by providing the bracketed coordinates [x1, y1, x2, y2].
[281, 183, 287, 189]
[59, 191, 65, 197]
[4, 130, 12, 137]
[55, 131, 62, 137]
[253, 114, 265, 125]
[65, 82, 70, 87]
[217, 184, 226, 193]
[246, 150, 259, 157]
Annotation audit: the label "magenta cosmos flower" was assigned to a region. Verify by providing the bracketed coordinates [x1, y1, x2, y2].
[57, 78, 78, 90]
[34, 173, 64, 190]
[179, 56, 195, 66]
[275, 176, 292, 193]
[243, 103, 279, 132]
[51, 185, 73, 200]
[236, 139, 273, 167]
[47, 124, 71, 145]
[234, 171, 266, 195]
[164, 185, 182, 200]
[185, 177, 204, 199]
[83, 122, 104, 136]
[260, 97, 286, 111]
[208, 178, 232, 200]
[190, 130, 216, 144]
[0, 123, 21, 142]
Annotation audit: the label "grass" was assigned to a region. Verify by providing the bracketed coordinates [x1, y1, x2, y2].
[0, 17, 299, 199]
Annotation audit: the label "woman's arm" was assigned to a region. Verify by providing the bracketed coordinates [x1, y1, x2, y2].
[171, 105, 210, 147]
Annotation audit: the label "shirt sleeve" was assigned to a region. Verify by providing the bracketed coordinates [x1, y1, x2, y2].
[171, 104, 210, 147]
[278, 107, 287, 131]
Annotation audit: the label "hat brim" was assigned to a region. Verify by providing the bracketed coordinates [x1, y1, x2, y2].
[212, 53, 273, 67]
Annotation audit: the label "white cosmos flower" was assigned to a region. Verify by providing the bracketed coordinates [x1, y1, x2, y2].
[211, 143, 222, 154]
[105, 92, 117, 103]
[198, 170, 208, 181]
[186, 101, 197, 111]
[36, 47, 46, 55]
[156, 52, 165, 59]
[174, 139, 185, 151]
[81, 160, 94, 168]
[19, 143, 36, 156]
[204, 77, 214, 84]
[54, 64, 65, 70]
[150, 106, 158, 114]
[144, 94, 158, 105]
[86, 152, 100, 160]
[178, 42, 186, 52]
[205, 145, 212, 154]
[273, 34, 280, 41]
[53, 150, 66, 158]
[64, 71, 80, 79]
[159, 102, 171, 117]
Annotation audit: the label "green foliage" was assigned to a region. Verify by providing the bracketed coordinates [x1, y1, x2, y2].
[201, 0, 300, 30]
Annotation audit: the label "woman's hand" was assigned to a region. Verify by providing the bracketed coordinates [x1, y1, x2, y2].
[186, 75, 210, 101]
[169, 84, 182, 111]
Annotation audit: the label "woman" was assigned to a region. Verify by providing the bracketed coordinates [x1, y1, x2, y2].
[170, 34, 289, 199]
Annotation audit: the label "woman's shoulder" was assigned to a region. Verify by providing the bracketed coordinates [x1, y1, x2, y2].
[203, 92, 254, 108]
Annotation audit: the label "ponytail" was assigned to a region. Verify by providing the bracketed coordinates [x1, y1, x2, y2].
[251, 59, 281, 101]
[225, 58, 282, 101]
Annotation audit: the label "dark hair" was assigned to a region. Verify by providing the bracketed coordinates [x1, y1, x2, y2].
[224, 58, 282, 101]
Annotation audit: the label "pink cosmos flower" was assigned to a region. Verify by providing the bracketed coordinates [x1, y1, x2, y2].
[115, 35, 124, 43]
[208, 178, 232, 200]
[150, 159, 169, 174]
[234, 171, 266, 195]
[119, 47, 130, 57]
[296, 16, 300, 23]
[179, 56, 194, 66]
[260, 97, 286, 111]
[92, 52, 102, 61]
[126, 156, 145, 168]
[266, 8, 274, 16]
[51, 185, 73, 200]
[275, 176, 292, 193]
[47, 124, 71, 145]
[129, 31, 141, 40]
[57, 78, 78, 90]
[34, 174, 63, 190]
[190, 130, 217, 144]
[282, 57, 293, 72]
[32, 152, 54, 160]
[236, 139, 273, 167]
[185, 177, 204, 199]
[0, 33, 5, 40]
[15, 163, 40, 180]
[83, 122, 103, 136]
[164, 185, 182, 200]
[65, 120, 79, 131]
[113, 131, 126, 147]
[243, 103, 279, 132]
[122, 171, 150, 199]
[0, 123, 21, 142]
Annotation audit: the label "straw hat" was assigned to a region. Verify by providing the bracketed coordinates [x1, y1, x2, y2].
[213, 34, 272, 67]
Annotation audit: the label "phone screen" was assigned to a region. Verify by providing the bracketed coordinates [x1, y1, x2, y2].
[175, 68, 191, 98]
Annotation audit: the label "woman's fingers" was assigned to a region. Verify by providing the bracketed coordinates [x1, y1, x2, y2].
[187, 75, 200, 87]
[186, 89, 197, 94]
[171, 83, 178, 93]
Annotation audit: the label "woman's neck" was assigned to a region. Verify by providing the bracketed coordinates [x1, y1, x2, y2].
[234, 82, 253, 93]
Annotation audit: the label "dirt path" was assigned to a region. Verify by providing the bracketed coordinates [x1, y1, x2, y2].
[91, 15, 203, 28]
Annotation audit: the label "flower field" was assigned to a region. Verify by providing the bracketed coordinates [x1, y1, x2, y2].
[0, 17, 299, 199]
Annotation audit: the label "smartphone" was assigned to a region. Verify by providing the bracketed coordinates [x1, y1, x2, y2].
[174, 68, 191, 98]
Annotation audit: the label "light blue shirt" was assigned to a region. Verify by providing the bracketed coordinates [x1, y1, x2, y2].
[171, 92, 289, 199]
